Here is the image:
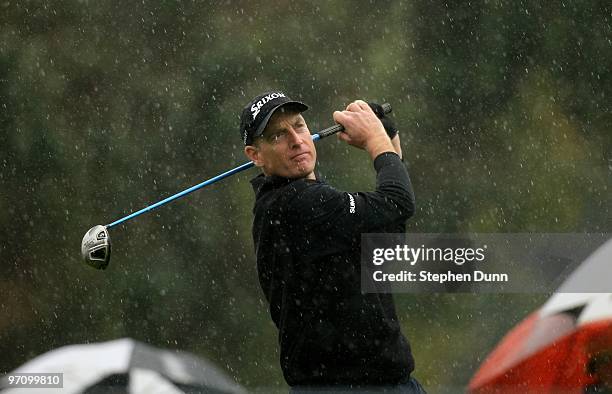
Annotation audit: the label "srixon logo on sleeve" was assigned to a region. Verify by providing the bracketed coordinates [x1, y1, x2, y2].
[348, 193, 356, 214]
[251, 92, 286, 119]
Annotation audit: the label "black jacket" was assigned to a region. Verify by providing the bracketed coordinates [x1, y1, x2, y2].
[250, 152, 416, 386]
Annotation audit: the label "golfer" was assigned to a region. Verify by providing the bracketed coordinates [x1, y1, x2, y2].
[241, 91, 424, 393]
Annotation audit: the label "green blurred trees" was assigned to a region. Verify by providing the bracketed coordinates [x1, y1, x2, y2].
[1, 0, 610, 391]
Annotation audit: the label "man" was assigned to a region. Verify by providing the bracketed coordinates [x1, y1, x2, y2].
[241, 91, 424, 393]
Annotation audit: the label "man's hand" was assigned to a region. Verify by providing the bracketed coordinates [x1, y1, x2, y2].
[333, 100, 395, 161]
[368, 102, 398, 140]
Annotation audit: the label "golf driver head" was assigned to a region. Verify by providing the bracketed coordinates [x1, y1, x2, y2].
[81, 225, 111, 269]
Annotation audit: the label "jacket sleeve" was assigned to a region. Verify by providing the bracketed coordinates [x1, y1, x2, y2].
[288, 152, 415, 246]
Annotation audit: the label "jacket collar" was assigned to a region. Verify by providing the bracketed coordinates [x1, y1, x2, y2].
[250, 172, 323, 198]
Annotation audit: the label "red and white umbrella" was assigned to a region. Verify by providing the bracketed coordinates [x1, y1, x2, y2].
[469, 238, 612, 394]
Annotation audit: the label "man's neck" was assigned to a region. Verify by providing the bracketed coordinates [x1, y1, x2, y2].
[262, 171, 316, 181]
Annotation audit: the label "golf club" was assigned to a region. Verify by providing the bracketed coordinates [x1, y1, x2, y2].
[81, 103, 392, 269]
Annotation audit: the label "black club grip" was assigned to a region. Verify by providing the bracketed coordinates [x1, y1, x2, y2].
[316, 103, 392, 139]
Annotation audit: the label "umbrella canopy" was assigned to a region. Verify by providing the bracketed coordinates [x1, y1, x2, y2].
[0, 338, 247, 394]
[469, 238, 612, 394]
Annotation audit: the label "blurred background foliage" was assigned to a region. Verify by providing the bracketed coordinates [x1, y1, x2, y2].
[1, 0, 610, 391]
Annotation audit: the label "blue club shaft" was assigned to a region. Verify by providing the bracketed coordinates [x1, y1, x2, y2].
[106, 132, 323, 229]
[106, 160, 255, 228]
[105, 103, 390, 229]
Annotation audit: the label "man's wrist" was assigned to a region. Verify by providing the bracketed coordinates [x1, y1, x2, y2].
[365, 135, 395, 161]
[391, 132, 402, 160]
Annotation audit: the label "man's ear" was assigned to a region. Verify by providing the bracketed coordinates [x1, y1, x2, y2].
[244, 145, 263, 167]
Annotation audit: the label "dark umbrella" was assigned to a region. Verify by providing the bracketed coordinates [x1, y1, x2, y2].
[1, 338, 247, 394]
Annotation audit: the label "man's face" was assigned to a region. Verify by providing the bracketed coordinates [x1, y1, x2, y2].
[245, 109, 317, 179]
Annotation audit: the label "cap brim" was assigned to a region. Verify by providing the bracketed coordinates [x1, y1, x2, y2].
[253, 101, 309, 139]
